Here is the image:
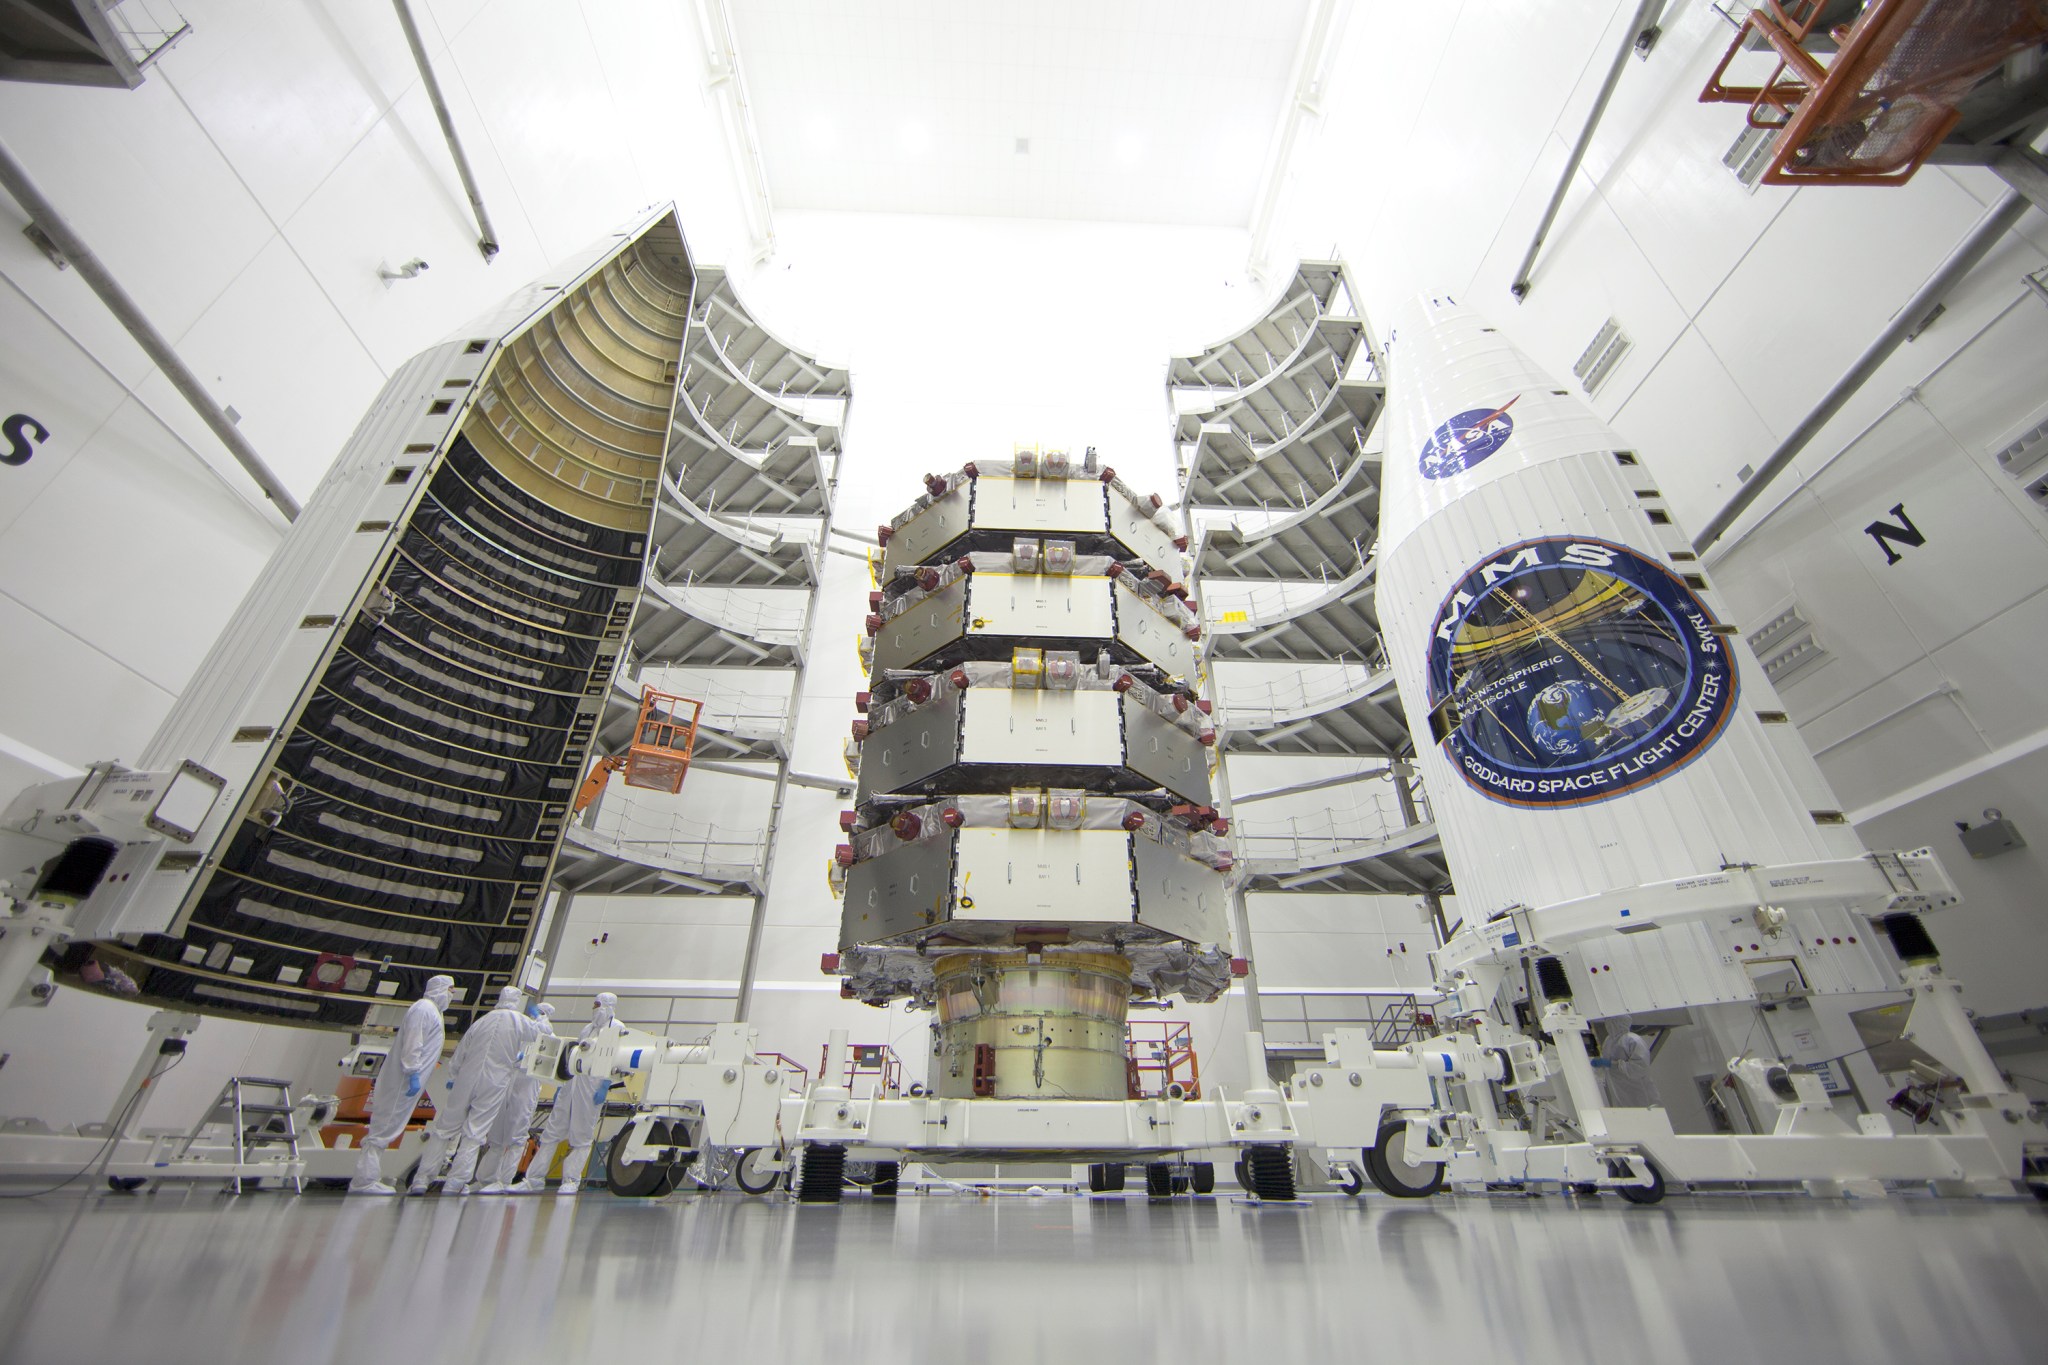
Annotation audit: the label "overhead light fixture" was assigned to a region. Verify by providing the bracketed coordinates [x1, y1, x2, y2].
[1015, 137, 1030, 154]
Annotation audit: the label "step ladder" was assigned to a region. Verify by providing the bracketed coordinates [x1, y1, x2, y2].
[176, 1077, 303, 1194]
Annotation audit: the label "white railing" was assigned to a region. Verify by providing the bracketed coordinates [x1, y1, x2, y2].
[1219, 655, 1392, 728]
[1203, 556, 1371, 632]
[1235, 780, 1432, 868]
[580, 794, 767, 875]
[634, 666, 792, 737]
[652, 581, 808, 643]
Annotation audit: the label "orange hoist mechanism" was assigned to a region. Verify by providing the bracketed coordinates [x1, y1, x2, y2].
[1699, 0, 2048, 187]
[575, 687, 703, 813]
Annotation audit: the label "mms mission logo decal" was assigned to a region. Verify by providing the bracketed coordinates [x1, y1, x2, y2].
[1424, 536, 1738, 808]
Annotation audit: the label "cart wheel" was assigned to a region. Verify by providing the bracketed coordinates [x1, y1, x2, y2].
[1233, 1157, 1252, 1192]
[1144, 1162, 1175, 1197]
[1335, 1163, 1365, 1196]
[605, 1121, 673, 1198]
[1365, 1120, 1443, 1199]
[1087, 1162, 1127, 1192]
[106, 1176, 147, 1193]
[734, 1148, 782, 1195]
[871, 1160, 900, 1198]
[1188, 1162, 1215, 1195]
[1611, 1157, 1666, 1206]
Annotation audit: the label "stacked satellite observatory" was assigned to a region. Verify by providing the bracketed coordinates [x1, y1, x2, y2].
[834, 452, 1236, 1100]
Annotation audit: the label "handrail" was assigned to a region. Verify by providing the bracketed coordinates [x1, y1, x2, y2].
[1220, 656, 1393, 729]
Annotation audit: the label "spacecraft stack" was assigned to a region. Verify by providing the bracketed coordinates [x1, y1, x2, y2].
[835, 451, 1235, 1101]
[1375, 298, 1951, 1012]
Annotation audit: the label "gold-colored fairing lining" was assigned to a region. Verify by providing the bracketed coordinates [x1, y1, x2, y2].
[464, 236, 690, 531]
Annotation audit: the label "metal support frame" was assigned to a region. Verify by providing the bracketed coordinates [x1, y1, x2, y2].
[390, 0, 500, 263]
[732, 488, 836, 1024]
[1694, 188, 2030, 553]
[534, 887, 578, 998]
[1510, 0, 1665, 301]
[0, 137, 301, 520]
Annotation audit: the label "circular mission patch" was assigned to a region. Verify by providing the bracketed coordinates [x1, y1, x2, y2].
[1424, 535, 1739, 809]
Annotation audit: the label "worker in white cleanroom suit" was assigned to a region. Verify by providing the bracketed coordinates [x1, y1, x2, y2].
[410, 985, 540, 1195]
[476, 1001, 555, 1193]
[348, 974, 454, 1194]
[1594, 1014, 1660, 1108]
[516, 990, 618, 1194]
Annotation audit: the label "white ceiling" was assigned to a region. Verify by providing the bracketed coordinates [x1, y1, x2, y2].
[727, 0, 1313, 226]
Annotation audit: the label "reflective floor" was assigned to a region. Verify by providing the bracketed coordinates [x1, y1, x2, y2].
[0, 1186, 2043, 1364]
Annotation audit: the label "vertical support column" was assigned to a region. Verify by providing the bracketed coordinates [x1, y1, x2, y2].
[534, 887, 578, 997]
[1227, 881, 1264, 1038]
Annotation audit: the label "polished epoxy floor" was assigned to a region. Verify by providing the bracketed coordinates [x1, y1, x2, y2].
[0, 1186, 2043, 1364]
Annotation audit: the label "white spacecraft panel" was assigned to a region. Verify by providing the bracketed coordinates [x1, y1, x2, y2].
[1108, 492, 1182, 573]
[959, 690, 1122, 765]
[972, 476, 1109, 535]
[841, 835, 955, 947]
[874, 578, 969, 672]
[1114, 581, 1197, 679]
[952, 829, 1135, 924]
[882, 495, 972, 576]
[856, 693, 962, 801]
[969, 575, 1117, 640]
[1131, 838, 1227, 943]
[1121, 695, 1210, 804]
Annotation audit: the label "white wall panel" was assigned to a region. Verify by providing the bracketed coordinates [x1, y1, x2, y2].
[0, 281, 130, 536]
[1691, 177, 1991, 438]
[1609, 325, 1778, 532]
[0, 593, 172, 768]
[0, 398, 274, 694]
[161, 0, 394, 223]
[0, 79, 276, 350]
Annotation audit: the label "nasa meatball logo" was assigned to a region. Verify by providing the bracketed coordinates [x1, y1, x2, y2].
[1424, 536, 1738, 809]
[1419, 397, 1518, 480]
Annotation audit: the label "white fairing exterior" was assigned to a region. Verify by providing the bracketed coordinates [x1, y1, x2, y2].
[1376, 298, 1866, 922]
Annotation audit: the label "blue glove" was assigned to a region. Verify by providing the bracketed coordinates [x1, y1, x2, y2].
[405, 1071, 423, 1097]
[593, 1081, 609, 1104]
[1589, 1058, 1612, 1069]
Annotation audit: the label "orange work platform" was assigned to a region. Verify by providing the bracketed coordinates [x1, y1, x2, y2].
[1126, 1020, 1201, 1100]
[1701, 0, 2048, 186]
[576, 686, 703, 812]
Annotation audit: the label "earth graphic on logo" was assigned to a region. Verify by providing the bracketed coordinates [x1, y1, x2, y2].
[1525, 679, 1617, 759]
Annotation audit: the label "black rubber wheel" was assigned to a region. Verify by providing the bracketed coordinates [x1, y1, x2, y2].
[1571, 1182, 1600, 1197]
[1188, 1162, 1215, 1195]
[1611, 1157, 1666, 1206]
[734, 1148, 782, 1195]
[1334, 1163, 1365, 1196]
[605, 1122, 673, 1198]
[1087, 1162, 1127, 1192]
[1145, 1162, 1174, 1197]
[106, 1176, 147, 1193]
[1244, 1145, 1296, 1201]
[1365, 1119, 1444, 1199]
[797, 1144, 846, 1204]
[1233, 1157, 1252, 1192]
[871, 1160, 901, 1198]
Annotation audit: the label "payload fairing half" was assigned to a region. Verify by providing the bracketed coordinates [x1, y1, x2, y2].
[1376, 298, 1952, 1014]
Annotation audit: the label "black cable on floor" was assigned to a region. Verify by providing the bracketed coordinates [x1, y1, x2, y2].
[0, 1053, 184, 1200]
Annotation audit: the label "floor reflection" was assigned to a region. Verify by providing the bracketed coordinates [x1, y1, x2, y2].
[0, 1187, 2042, 1364]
